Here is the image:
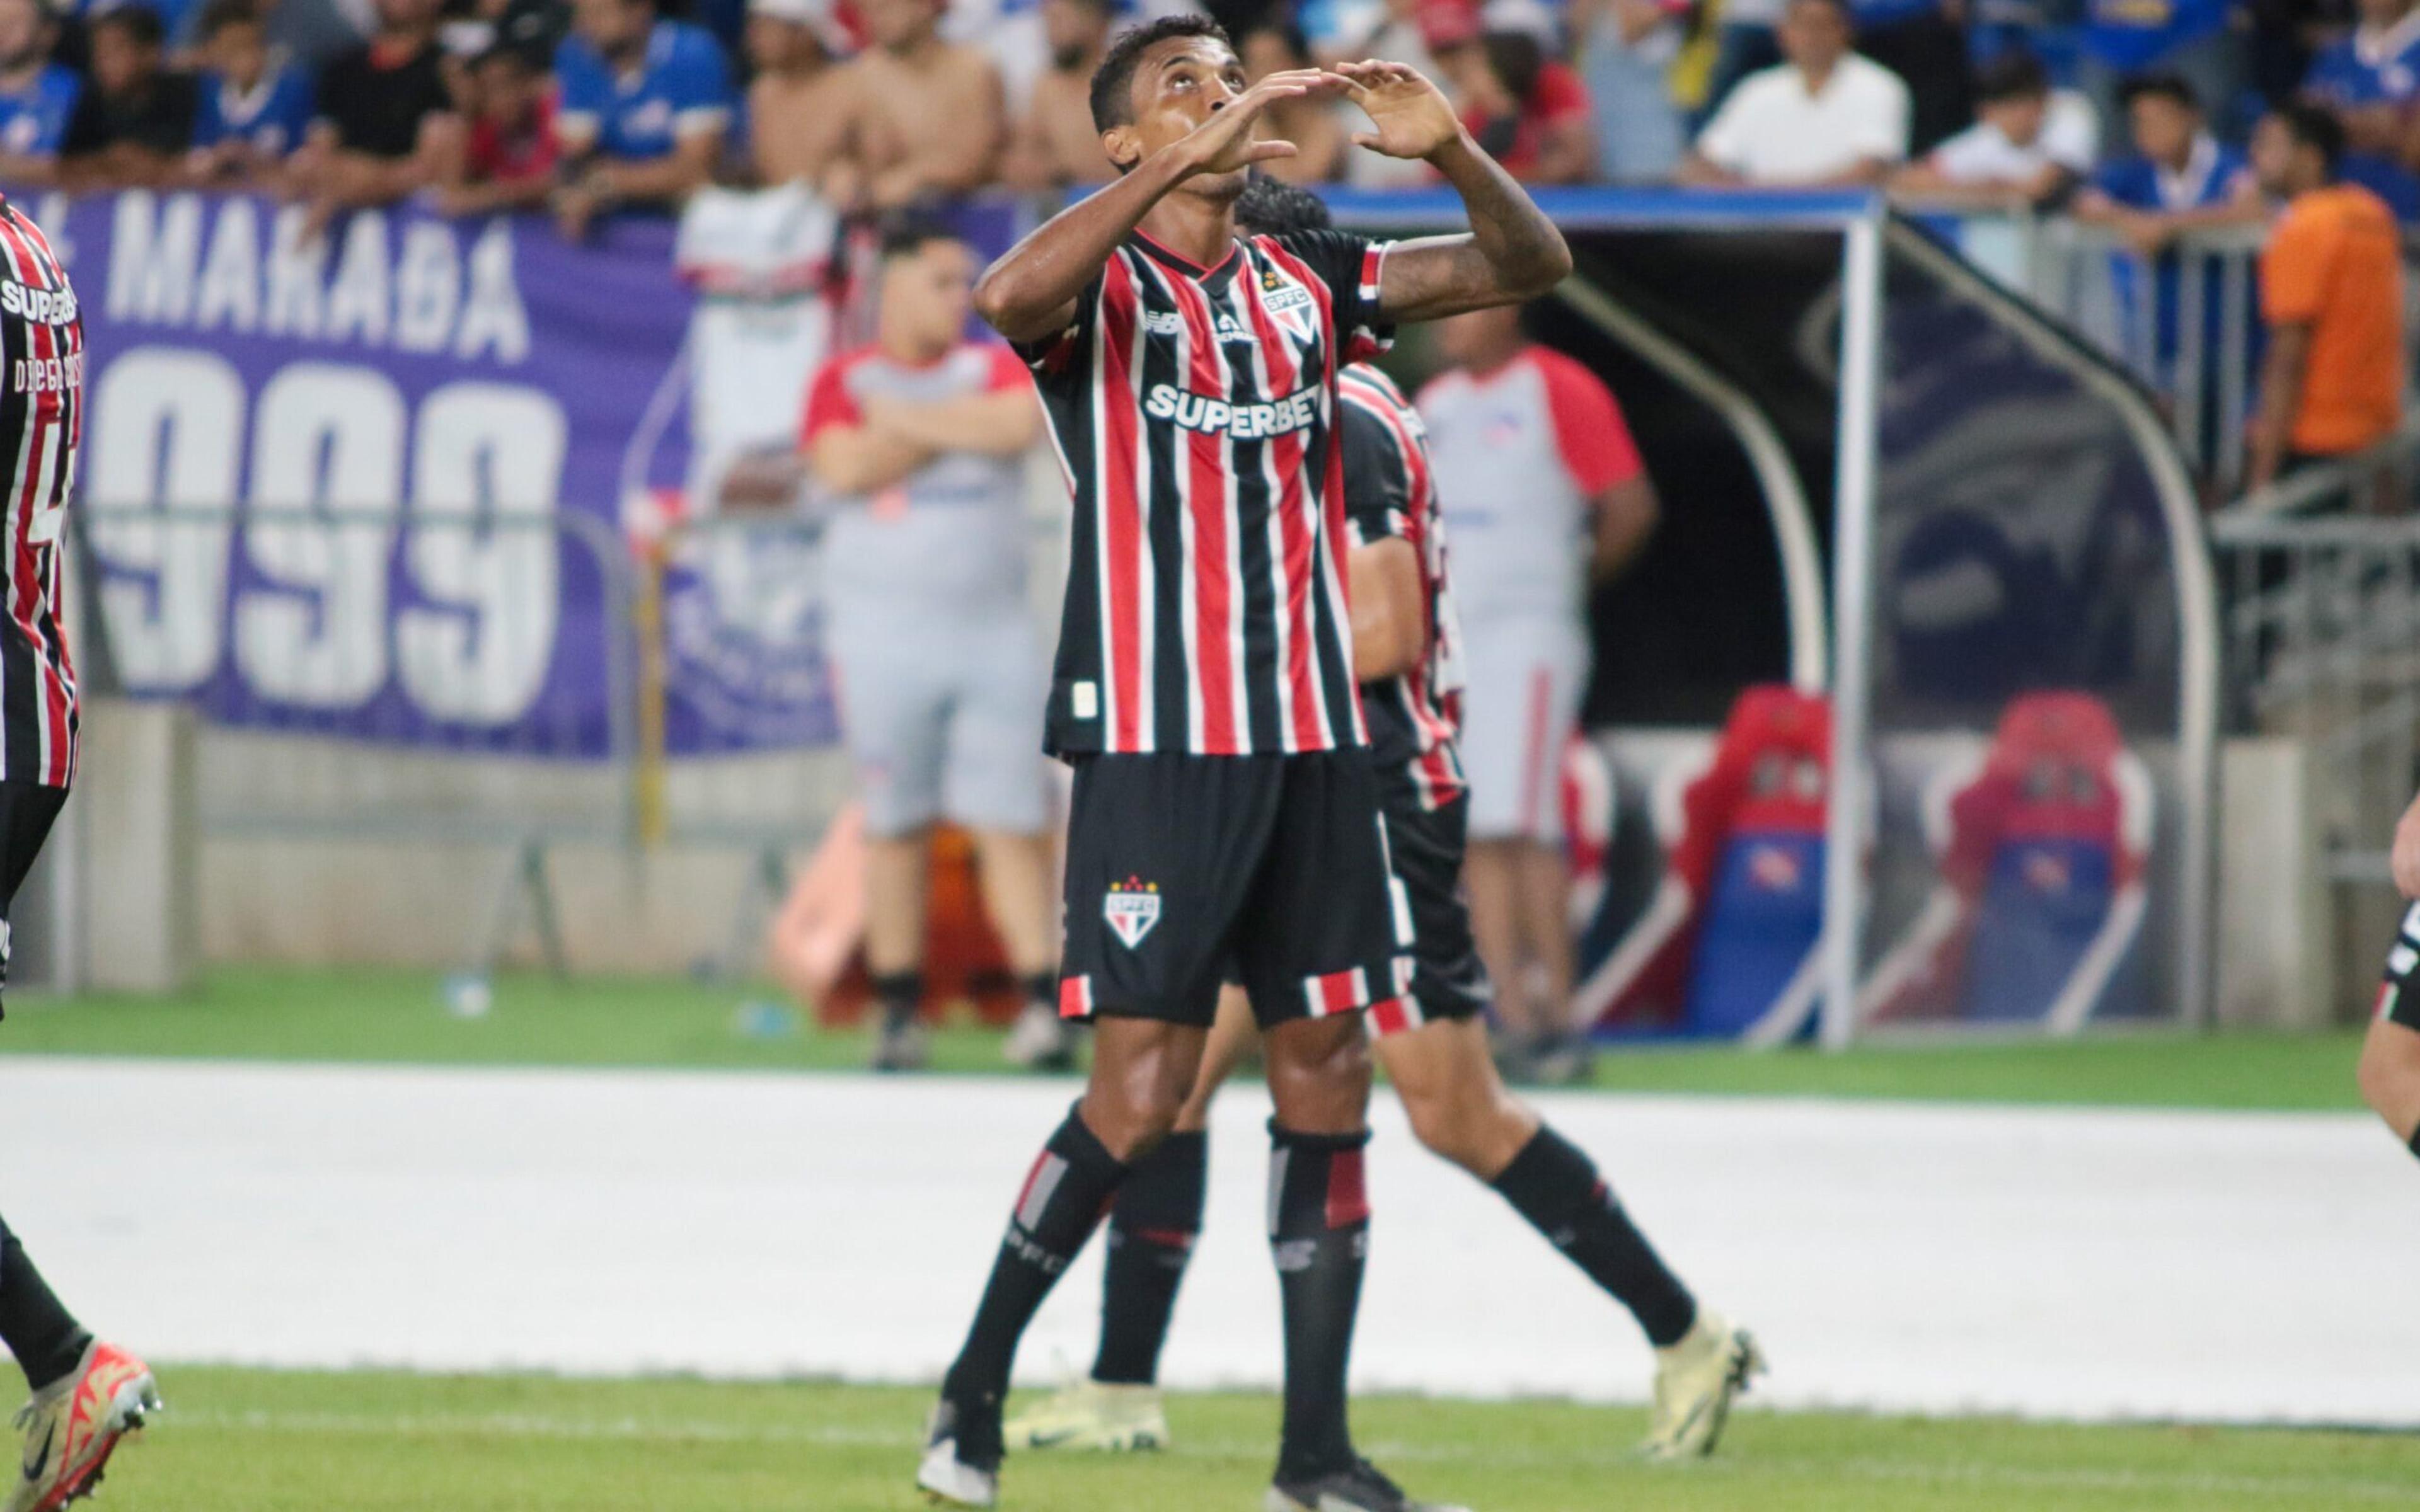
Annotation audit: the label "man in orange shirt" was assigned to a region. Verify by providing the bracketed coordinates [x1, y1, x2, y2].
[2249, 102, 2407, 491]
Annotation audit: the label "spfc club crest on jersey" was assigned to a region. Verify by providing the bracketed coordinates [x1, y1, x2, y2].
[1103, 878, 1161, 949]
[1260, 267, 1317, 343]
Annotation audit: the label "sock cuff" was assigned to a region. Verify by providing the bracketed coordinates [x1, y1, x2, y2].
[1052, 1101, 1126, 1178]
[1021, 971, 1057, 1006]
[1493, 1125, 1599, 1210]
[1268, 1126, 1371, 1237]
[1267, 1121, 1373, 1154]
[2407, 1123, 2420, 1162]
[870, 969, 924, 1000]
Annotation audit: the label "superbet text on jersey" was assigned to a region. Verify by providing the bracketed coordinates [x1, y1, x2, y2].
[0, 197, 79, 789]
[1017, 227, 1391, 760]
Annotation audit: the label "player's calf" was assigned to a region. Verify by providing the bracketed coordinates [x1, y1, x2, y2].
[2357, 1015, 2420, 1152]
[2363, 905, 2420, 1156]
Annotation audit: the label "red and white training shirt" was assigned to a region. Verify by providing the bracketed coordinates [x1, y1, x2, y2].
[1016, 226, 1392, 758]
[1417, 343, 1642, 628]
[0, 197, 79, 789]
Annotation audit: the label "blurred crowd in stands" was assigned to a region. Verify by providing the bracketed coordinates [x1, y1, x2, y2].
[0, 0, 2414, 227]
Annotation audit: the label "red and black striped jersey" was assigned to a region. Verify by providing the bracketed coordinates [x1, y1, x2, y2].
[1337, 365, 1465, 810]
[0, 198, 79, 789]
[1017, 227, 1392, 757]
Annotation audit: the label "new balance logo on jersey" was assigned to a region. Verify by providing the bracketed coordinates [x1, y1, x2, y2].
[1143, 383, 1321, 439]
[1103, 878, 1161, 949]
[1142, 309, 1183, 336]
[0, 280, 74, 325]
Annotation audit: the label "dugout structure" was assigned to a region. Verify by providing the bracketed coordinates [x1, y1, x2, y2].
[1326, 188, 2218, 1044]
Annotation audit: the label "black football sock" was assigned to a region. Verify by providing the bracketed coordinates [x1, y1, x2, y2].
[1492, 1125, 1697, 1348]
[0, 1215, 90, 1392]
[872, 970, 923, 1036]
[2407, 1125, 2420, 1164]
[940, 1104, 1127, 1457]
[1022, 972, 1058, 1016]
[1092, 1128, 1206, 1386]
[1268, 1123, 1370, 1482]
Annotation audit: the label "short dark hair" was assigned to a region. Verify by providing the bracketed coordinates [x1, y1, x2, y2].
[1090, 14, 1230, 134]
[878, 212, 964, 261]
[91, 4, 166, 47]
[1785, 0, 1853, 23]
[2272, 101, 2349, 173]
[1974, 50, 2049, 105]
[1233, 173, 1330, 238]
[195, 0, 260, 41]
[2119, 71, 2198, 113]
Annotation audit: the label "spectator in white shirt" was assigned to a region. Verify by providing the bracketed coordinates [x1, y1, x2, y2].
[1893, 50, 2099, 207]
[1680, 0, 1909, 186]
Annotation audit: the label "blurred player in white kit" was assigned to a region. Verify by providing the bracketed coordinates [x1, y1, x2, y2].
[799, 217, 1068, 1073]
[1417, 304, 1657, 1080]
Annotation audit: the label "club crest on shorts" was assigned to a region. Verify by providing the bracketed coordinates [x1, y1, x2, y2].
[1103, 876, 1161, 949]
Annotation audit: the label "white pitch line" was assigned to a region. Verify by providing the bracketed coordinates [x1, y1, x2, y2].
[1, 1057, 2416, 1427]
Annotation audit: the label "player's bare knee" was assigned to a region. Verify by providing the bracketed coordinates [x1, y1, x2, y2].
[1265, 1017, 1373, 1134]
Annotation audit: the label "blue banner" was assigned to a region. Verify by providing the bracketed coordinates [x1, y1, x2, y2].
[53, 186, 846, 757]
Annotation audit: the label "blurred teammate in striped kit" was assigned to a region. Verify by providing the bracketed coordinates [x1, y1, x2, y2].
[0, 195, 163, 1512]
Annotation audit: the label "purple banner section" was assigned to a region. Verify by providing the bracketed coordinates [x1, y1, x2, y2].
[47, 186, 841, 757]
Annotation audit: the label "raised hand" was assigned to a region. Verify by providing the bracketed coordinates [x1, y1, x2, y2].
[1336, 60, 1463, 162]
[1177, 69, 1337, 178]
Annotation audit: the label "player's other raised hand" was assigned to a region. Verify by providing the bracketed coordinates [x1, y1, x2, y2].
[1178, 69, 1337, 177]
[1337, 60, 1463, 162]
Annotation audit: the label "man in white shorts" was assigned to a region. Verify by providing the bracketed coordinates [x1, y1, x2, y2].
[1418, 303, 1657, 1079]
[800, 216, 1066, 1072]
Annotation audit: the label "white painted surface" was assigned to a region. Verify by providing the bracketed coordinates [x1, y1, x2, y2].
[1, 1058, 2414, 1425]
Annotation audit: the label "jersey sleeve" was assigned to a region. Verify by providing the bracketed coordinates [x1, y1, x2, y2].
[1008, 270, 1103, 388]
[667, 29, 735, 137]
[799, 358, 861, 445]
[1536, 352, 1642, 495]
[1270, 227, 1394, 364]
[1338, 399, 1412, 548]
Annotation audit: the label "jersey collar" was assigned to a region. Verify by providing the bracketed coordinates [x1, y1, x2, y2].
[1130, 228, 1242, 292]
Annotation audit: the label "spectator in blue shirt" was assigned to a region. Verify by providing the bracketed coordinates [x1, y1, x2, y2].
[2302, 0, 2420, 219]
[188, 0, 314, 182]
[2076, 0, 2244, 144]
[553, 0, 733, 237]
[2072, 72, 2265, 392]
[0, 0, 79, 183]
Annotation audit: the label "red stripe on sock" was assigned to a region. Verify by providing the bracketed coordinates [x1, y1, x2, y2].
[1325, 1148, 1369, 1229]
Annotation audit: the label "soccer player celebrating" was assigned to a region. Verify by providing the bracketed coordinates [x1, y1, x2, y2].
[2360, 787, 2420, 1155]
[917, 19, 1569, 1511]
[0, 196, 161, 1512]
[1005, 175, 1763, 1473]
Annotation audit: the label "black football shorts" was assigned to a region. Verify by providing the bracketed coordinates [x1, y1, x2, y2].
[1364, 786, 1492, 1035]
[1058, 750, 1410, 1031]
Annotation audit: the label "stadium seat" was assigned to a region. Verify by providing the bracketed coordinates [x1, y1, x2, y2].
[770, 810, 1022, 1029]
[1575, 685, 1835, 1046]
[1862, 691, 2151, 1032]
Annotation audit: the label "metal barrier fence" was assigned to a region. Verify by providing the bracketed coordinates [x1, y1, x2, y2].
[1915, 211, 2272, 490]
[76, 501, 679, 974]
[2211, 435, 2420, 885]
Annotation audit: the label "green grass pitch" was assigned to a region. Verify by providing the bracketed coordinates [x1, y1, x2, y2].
[80, 1369, 2418, 1511]
[0, 965, 2372, 1113]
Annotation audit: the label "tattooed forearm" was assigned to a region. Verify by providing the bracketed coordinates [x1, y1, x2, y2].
[1378, 134, 1570, 323]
